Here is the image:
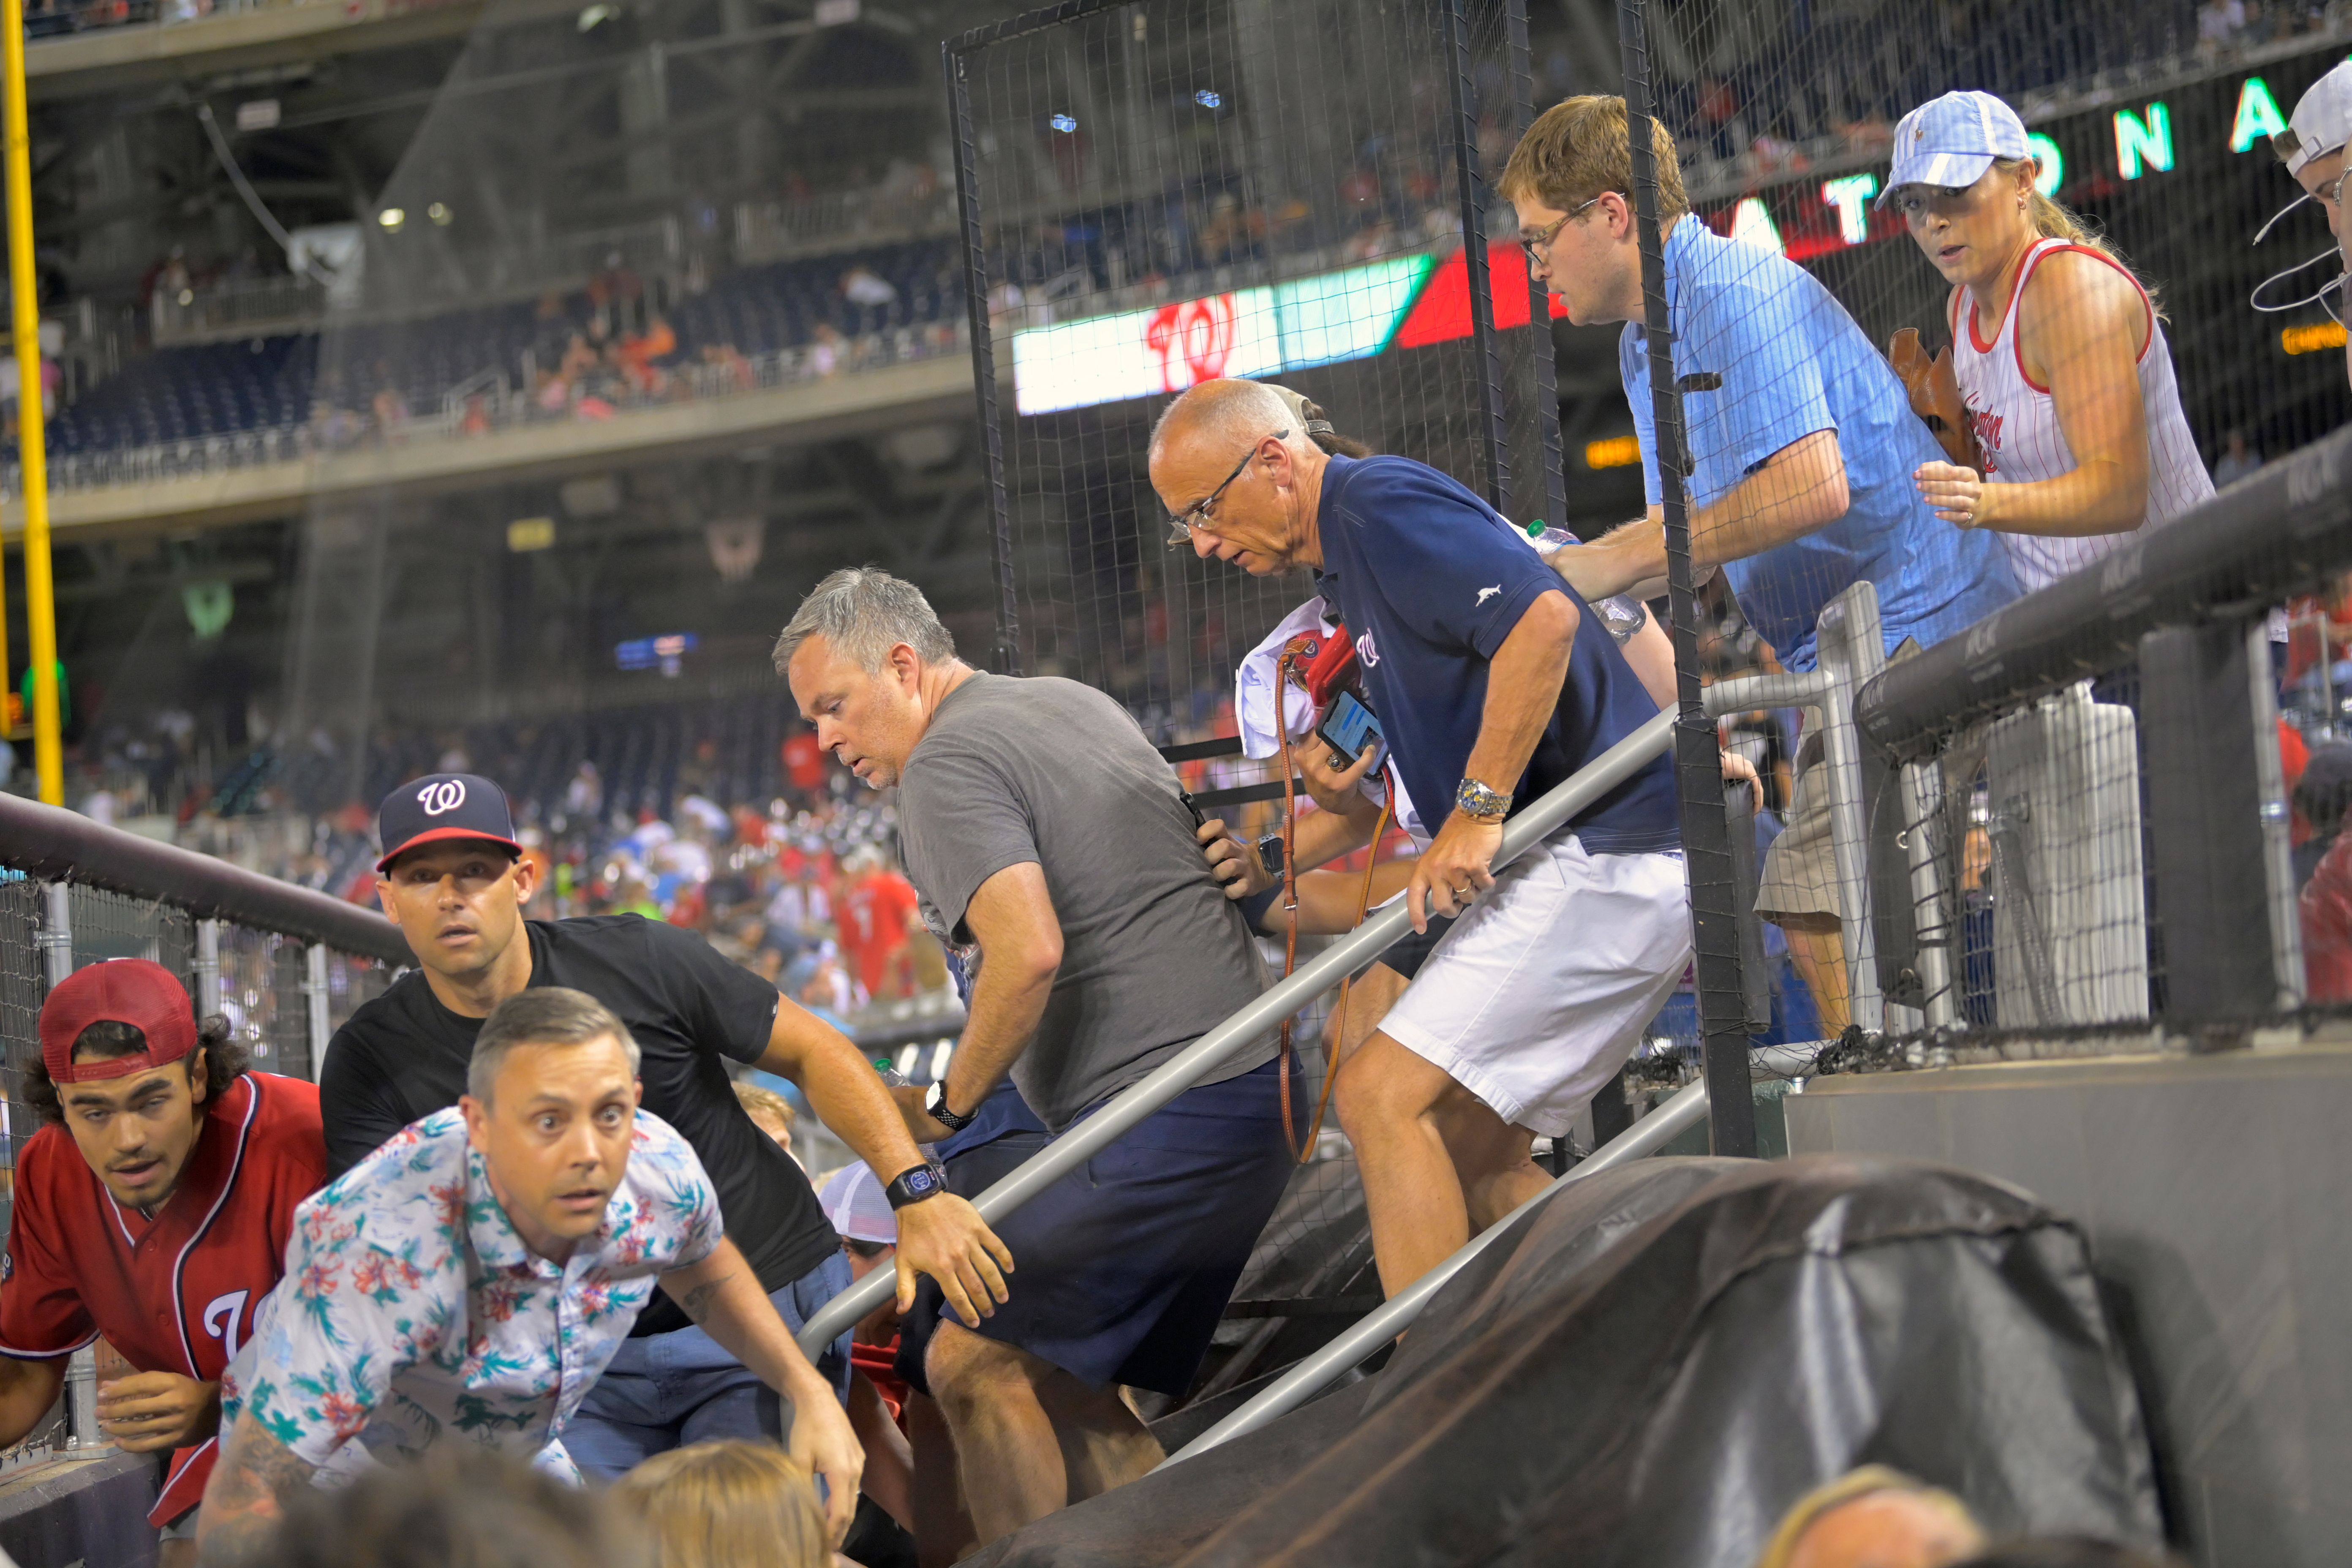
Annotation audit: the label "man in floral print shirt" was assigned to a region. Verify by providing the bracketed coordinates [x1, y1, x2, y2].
[194, 989, 862, 1564]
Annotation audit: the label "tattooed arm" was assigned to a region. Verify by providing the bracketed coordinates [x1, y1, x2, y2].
[195, 1408, 317, 1566]
[659, 1238, 862, 1543]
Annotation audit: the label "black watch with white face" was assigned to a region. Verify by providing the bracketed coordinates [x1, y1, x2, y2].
[1256, 832, 1286, 879]
[924, 1079, 977, 1133]
[884, 1162, 948, 1210]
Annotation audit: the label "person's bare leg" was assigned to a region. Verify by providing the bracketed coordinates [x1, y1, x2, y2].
[1328, 962, 1408, 1070]
[847, 1370, 915, 1532]
[1432, 1089, 1550, 1230]
[926, 1322, 1067, 1544]
[1776, 913, 1851, 1034]
[1335, 1029, 1475, 1296]
[904, 1391, 977, 1568]
[1038, 1369, 1163, 1503]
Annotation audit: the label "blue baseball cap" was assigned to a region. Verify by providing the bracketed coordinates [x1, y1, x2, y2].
[376, 773, 521, 871]
[1877, 90, 2032, 208]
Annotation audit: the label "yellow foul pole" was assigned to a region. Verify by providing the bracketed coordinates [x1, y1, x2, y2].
[0, 0, 57, 804]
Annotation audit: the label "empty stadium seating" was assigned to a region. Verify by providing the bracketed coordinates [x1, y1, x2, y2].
[26, 237, 967, 474]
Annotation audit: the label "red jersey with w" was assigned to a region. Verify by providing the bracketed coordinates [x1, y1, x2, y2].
[0, 1072, 326, 1526]
[840, 872, 920, 996]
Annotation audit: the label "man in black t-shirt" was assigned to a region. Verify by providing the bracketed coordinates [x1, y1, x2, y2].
[321, 773, 1012, 1480]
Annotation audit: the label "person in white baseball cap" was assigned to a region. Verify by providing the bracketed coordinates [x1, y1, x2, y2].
[2255, 60, 2352, 388]
[1878, 88, 2213, 593]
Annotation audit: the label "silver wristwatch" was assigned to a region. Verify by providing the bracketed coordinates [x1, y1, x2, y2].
[1455, 776, 1511, 821]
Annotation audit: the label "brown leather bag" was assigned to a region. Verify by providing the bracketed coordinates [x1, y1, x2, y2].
[1887, 326, 1982, 471]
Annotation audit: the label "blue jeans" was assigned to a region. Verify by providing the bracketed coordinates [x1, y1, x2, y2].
[563, 1250, 854, 1481]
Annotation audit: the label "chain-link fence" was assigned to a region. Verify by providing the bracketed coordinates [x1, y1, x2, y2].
[0, 797, 407, 1470]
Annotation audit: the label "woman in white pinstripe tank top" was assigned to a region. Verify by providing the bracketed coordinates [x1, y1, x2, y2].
[1881, 91, 2214, 594]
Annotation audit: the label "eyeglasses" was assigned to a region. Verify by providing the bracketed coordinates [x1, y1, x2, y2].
[1519, 194, 1605, 266]
[1166, 429, 1288, 546]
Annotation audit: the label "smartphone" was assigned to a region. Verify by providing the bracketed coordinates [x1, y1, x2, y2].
[1315, 689, 1384, 769]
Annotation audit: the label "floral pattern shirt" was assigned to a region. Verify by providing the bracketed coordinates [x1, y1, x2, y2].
[221, 1106, 721, 1482]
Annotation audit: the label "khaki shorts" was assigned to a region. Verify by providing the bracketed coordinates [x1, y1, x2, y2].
[1756, 724, 1839, 922]
[1752, 641, 1969, 928]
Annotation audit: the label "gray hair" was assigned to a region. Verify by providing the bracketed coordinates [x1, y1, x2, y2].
[772, 566, 958, 675]
[1149, 377, 1297, 459]
[469, 987, 641, 1103]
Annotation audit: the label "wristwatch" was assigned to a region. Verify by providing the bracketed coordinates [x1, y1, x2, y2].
[1256, 832, 1286, 879]
[884, 1162, 948, 1210]
[924, 1079, 977, 1133]
[1456, 777, 1512, 822]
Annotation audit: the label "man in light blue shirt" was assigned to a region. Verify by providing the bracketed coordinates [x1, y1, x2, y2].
[1498, 94, 2020, 1031]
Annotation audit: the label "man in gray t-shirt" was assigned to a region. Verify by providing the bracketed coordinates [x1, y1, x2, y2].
[895, 670, 1275, 1128]
[776, 566, 1296, 1548]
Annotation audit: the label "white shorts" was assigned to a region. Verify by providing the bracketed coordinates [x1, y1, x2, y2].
[1379, 834, 1690, 1138]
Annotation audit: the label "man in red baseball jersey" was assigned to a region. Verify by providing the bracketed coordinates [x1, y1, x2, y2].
[836, 849, 921, 1002]
[0, 959, 326, 1565]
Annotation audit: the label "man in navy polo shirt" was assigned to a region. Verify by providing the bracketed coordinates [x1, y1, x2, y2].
[1150, 377, 1690, 1296]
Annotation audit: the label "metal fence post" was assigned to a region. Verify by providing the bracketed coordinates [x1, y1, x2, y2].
[37, 884, 98, 1450]
[195, 917, 221, 1019]
[1814, 586, 1888, 1034]
[944, 38, 1020, 678]
[1900, 760, 1961, 1032]
[303, 943, 332, 1082]
[1619, 0, 1757, 1156]
[2142, 622, 2280, 1021]
[1444, 0, 1511, 512]
[37, 881, 71, 987]
[2249, 623, 2305, 1010]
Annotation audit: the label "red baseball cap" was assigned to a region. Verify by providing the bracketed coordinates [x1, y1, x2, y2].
[39, 959, 199, 1086]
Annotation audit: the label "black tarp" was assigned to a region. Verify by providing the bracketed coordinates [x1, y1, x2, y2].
[969, 1154, 2164, 1568]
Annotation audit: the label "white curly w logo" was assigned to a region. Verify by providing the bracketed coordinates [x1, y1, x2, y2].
[418, 779, 468, 817]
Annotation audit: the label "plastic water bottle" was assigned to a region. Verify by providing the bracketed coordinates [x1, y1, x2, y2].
[1524, 520, 1648, 644]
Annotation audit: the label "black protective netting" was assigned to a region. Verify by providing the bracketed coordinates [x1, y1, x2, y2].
[1618, 0, 2352, 1046]
[952, 0, 1557, 722]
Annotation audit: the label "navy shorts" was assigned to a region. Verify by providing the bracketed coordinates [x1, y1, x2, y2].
[904, 1056, 1298, 1398]
[564, 1250, 854, 1481]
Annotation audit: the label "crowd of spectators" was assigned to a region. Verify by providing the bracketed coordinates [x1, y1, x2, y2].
[43, 697, 952, 1049]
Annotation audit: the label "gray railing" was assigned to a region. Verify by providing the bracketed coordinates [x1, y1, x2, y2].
[792, 706, 1686, 1356]
[0, 794, 407, 1470]
[790, 641, 1880, 1358]
[1165, 1076, 1711, 1465]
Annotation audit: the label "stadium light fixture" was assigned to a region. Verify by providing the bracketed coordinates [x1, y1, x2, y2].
[2114, 102, 2174, 180]
[427, 202, 452, 226]
[377, 207, 406, 232]
[507, 517, 556, 553]
[2232, 77, 2287, 154]
[2027, 133, 2064, 196]
[576, 3, 615, 30]
[1195, 90, 1222, 109]
[1050, 113, 1077, 133]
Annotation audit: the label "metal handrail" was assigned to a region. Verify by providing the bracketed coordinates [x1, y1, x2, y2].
[1162, 1076, 1712, 1466]
[1858, 422, 2352, 765]
[0, 792, 407, 960]
[792, 706, 1682, 1356]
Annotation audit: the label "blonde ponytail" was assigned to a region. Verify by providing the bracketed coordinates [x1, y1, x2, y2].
[1997, 158, 2166, 318]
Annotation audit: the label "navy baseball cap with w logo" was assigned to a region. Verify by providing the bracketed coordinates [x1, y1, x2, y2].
[376, 773, 522, 872]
